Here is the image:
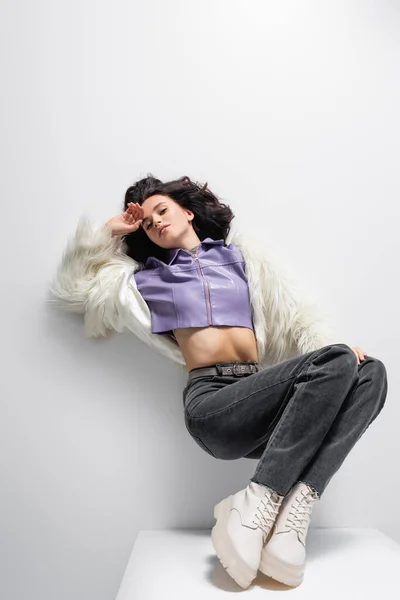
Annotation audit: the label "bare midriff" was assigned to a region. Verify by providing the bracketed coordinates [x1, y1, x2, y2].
[173, 325, 259, 372]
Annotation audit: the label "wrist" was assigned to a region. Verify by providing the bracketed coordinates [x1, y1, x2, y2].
[105, 221, 118, 237]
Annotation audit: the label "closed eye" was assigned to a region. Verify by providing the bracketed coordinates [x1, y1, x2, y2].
[147, 208, 167, 230]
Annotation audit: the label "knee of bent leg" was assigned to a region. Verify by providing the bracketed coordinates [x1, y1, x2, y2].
[367, 355, 388, 397]
[365, 356, 388, 418]
[332, 343, 359, 373]
[369, 355, 387, 379]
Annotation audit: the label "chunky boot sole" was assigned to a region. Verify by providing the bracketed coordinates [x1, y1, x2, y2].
[259, 550, 304, 587]
[211, 497, 257, 590]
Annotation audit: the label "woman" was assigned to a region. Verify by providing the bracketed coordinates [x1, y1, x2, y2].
[48, 174, 388, 590]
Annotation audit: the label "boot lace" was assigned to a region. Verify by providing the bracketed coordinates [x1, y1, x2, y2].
[285, 487, 319, 537]
[252, 492, 282, 541]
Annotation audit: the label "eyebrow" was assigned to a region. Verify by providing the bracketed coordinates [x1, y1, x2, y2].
[141, 202, 167, 227]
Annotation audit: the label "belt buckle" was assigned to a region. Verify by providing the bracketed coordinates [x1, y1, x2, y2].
[215, 363, 258, 377]
[233, 363, 247, 376]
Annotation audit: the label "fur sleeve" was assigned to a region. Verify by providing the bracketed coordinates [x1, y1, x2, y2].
[46, 215, 187, 370]
[46, 214, 138, 318]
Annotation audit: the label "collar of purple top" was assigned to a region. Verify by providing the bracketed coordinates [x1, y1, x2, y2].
[145, 237, 225, 267]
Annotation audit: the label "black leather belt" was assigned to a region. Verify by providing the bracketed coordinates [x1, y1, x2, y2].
[188, 362, 260, 382]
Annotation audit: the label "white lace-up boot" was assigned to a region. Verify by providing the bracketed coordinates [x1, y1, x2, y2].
[211, 481, 284, 589]
[259, 481, 320, 587]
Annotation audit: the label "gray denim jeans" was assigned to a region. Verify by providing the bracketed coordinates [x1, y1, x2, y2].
[182, 344, 388, 497]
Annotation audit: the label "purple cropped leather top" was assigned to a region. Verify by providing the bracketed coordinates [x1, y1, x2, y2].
[132, 237, 254, 337]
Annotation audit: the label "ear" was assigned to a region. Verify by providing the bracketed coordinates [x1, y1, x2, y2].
[183, 208, 194, 222]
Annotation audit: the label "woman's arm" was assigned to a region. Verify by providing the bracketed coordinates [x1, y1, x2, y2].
[46, 214, 135, 316]
[46, 214, 186, 368]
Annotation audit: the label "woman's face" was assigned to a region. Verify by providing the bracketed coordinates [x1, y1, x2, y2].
[140, 194, 194, 247]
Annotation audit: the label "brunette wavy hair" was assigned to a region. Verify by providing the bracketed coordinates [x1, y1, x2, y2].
[121, 174, 235, 265]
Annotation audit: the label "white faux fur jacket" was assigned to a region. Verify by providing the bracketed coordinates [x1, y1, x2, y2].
[47, 215, 341, 372]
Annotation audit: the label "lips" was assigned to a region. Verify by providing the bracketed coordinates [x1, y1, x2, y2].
[159, 225, 170, 236]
